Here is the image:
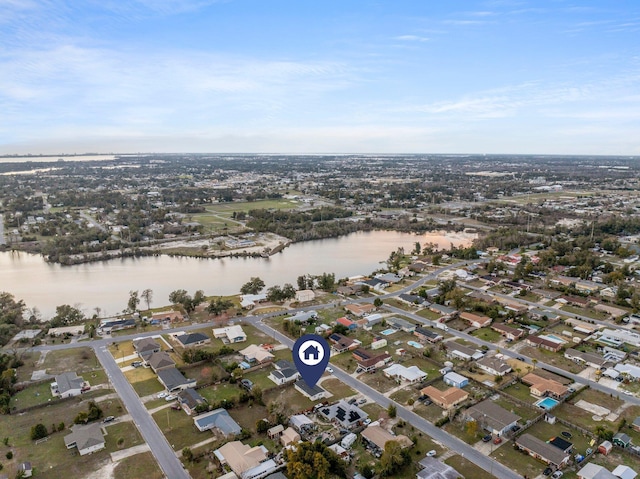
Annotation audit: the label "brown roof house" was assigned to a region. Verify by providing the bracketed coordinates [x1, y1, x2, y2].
[522, 373, 568, 399]
[420, 386, 468, 409]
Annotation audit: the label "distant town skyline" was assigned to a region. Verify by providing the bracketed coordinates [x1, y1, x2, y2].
[2, 0, 639, 155]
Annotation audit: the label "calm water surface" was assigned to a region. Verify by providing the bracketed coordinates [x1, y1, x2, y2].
[0, 230, 474, 318]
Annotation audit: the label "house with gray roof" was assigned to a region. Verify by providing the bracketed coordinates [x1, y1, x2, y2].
[268, 360, 300, 385]
[515, 433, 570, 469]
[178, 388, 207, 415]
[133, 337, 161, 361]
[318, 400, 368, 429]
[64, 423, 105, 456]
[387, 317, 416, 333]
[51, 372, 86, 399]
[465, 400, 521, 437]
[294, 380, 327, 401]
[176, 332, 211, 348]
[194, 408, 242, 435]
[147, 351, 175, 373]
[157, 367, 196, 392]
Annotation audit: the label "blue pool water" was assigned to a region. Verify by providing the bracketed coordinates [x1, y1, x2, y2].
[535, 397, 560, 410]
[381, 329, 396, 336]
[408, 341, 424, 349]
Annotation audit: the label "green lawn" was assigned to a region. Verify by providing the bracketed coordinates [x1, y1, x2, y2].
[243, 368, 276, 392]
[13, 381, 53, 409]
[561, 305, 609, 320]
[321, 378, 356, 399]
[114, 452, 164, 479]
[44, 348, 101, 374]
[197, 383, 241, 404]
[501, 382, 537, 404]
[417, 309, 444, 321]
[470, 327, 502, 342]
[132, 378, 165, 397]
[490, 442, 545, 477]
[446, 455, 499, 479]
[104, 421, 144, 452]
[152, 408, 202, 450]
[207, 199, 299, 215]
[526, 420, 592, 454]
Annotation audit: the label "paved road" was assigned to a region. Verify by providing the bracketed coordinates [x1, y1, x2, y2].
[24, 258, 640, 477]
[94, 346, 190, 479]
[79, 211, 107, 233]
[382, 303, 640, 407]
[463, 283, 635, 333]
[245, 315, 520, 479]
[0, 213, 5, 245]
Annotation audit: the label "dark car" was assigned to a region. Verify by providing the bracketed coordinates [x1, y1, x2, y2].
[543, 467, 553, 476]
[511, 424, 521, 432]
[240, 379, 253, 391]
[348, 398, 357, 405]
[516, 357, 526, 362]
[482, 434, 492, 443]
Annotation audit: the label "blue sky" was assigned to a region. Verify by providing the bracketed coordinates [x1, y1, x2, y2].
[1, 0, 639, 154]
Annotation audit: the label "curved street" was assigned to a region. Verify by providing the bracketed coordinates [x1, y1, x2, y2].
[29, 259, 640, 478]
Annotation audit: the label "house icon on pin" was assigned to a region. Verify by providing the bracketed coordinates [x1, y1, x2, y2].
[303, 344, 320, 361]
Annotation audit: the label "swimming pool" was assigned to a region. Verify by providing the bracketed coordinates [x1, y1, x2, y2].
[535, 397, 560, 410]
[381, 328, 396, 336]
[407, 341, 424, 349]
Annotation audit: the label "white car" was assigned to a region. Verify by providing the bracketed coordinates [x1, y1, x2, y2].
[551, 471, 563, 479]
[165, 394, 177, 401]
[156, 392, 168, 399]
[426, 450, 437, 457]
[326, 367, 334, 373]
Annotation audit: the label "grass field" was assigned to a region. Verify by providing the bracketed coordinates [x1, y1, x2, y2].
[12, 381, 53, 409]
[197, 383, 241, 404]
[446, 455, 499, 479]
[0, 395, 126, 478]
[470, 327, 502, 342]
[44, 347, 101, 374]
[490, 441, 545, 477]
[321, 378, 356, 399]
[207, 199, 299, 215]
[131, 378, 165, 397]
[153, 407, 202, 450]
[114, 452, 164, 479]
[104, 421, 144, 452]
[501, 382, 537, 404]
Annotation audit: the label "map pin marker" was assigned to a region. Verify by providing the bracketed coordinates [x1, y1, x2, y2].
[292, 334, 331, 389]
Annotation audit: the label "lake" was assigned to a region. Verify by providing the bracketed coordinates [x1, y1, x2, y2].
[0, 230, 474, 318]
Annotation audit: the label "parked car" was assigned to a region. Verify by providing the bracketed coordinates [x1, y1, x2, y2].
[348, 398, 357, 405]
[157, 392, 168, 399]
[493, 437, 502, 445]
[131, 361, 142, 368]
[326, 366, 334, 373]
[511, 424, 521, 432]
[482, 435, 492, 443]
[552, 472, 563, 479]
[81, 386, 91, 392]
[170, 403, 181, 410]
[165, 394, 177, 401]
[543, 467, 553, 476]
[358, 398, 367, 405]
[426, 450, 437, 457]
[240, 379, 253, 391]
[516, 357, 526, 362]
[102, 416, 115, 423]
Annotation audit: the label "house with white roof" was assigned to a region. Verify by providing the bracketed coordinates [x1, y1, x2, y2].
[383, 364, 427, 384]
[213, 325, 247, 343]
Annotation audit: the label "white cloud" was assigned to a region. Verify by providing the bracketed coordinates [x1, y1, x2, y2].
[394, 35, 430, 42]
